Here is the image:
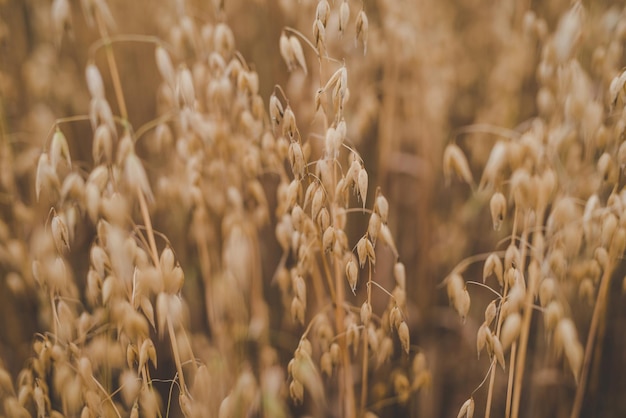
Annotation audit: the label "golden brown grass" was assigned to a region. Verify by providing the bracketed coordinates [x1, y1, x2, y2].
[1, 0, 626, 417]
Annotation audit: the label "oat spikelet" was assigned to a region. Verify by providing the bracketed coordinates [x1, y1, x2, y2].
[50, 129, 72, 170]
[346, 258, 358, 294]
[339, 1, 350, 35]
[556, 318, 583, 382]
[358, 167, 368, 208]
[355, 10, 369, 55]
[51, 0, 71, 47]
[457, 398, 475, 418]
[398, 321, 410, 354]
[85, 63, 105, 99]
[155, 46, 175, 88]
[316, 0, 330, 27]
[124, 152, 154, 202]
[483, 253, 503, 286]
[443, 144, 473, 186]
[289, 36, 307, 75]
[501, 312, 522, 351]
[490, 192, 507, 230]
[51, 215, 70, 253]
[279, 31, 295, 71]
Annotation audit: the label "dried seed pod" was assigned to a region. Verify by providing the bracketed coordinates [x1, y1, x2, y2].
[124, 152, 154, 202]
[501, 312, 522, 351]
[51, 214, 70, 253]
[36, 153, 60, 201]
[455, 287, 470, 322]
[283, 106, 297, 138]
[289, 36, 307, 74]
[289, 379, 304, 404]
[544, 300, 563, 332]
[291, 297, 305, 325]
[316, 0, 330, 26]
[594, 247, 609, 270]
[214, 23, 235, 57]
[492, 335, 505, 370]
[51, 0, 72, 46]
[555, 318, 583, 382]
[313, 19, 326, 54]
[160, 247, 175, 274]
[368, 212, 381, 244]
[358, 167, 368, 208]
[292, 275, 306, 305]
[505, 244, 521, 270]
[443, 144, 473, 186]
[178, 67, 195, 107]
[322, 226, 335, 252]
[598, 152, 617, 182]
[394, 262, 406, 290]
[339, 1, 350, 35]
[86, 63, 105, 99]
[155, 46, 175, 87]
[279, 31, 295, 71]
[311, 185, 324, 220]
[92, 124, 113, 164]
[483, 253, 503, 286]
[375, 194, 389, 224]
[355, 10, 369, 54]
[490, 192, 507, 231]
[507, 281, 525, 314]
[50, 129, 72, 170]
[360, 302, 372, 326]
[457, 398, 475, 418]
[269, 94, 284, 127]
[390, 305, 403, 330]
[346, 258, 358, 294]
[485, 300, 497, 325]
[477, 323, 490, 358]
[398, 321, 410, 354]
[318, 207, 331, 232]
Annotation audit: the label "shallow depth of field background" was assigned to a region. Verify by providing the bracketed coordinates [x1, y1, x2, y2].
[1, 0, 626, 417]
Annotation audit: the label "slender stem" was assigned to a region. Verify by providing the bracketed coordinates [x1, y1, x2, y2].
[91, 376, 123, 418]
[95, 12, 128, 121]
[511, 209, 544, 418]
[360, 261, 373, 415]
[570, 259, 615, 418]
[485, 279, 510, 418]
[89, 34, 168, 59]
[167, 317, 187, 395]
[137, 187, 159, 267]
[506, 342, 517, 418]
[50, 293, 59, 345]
[472, 358, 496, 397]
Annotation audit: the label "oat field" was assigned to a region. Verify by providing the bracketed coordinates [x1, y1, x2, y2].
[0, 0, 625, 417]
